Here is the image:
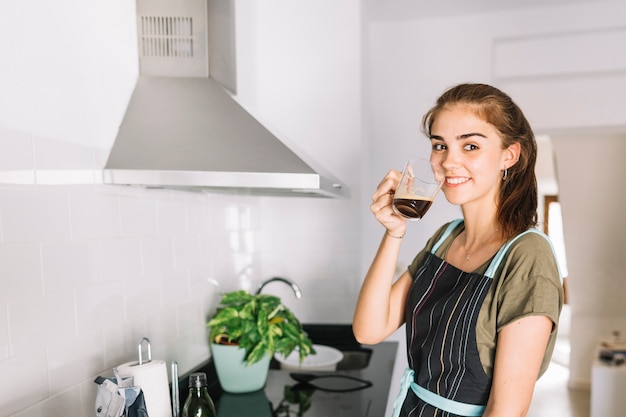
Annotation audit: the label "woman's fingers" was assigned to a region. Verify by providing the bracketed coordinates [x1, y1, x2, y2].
[370, 189, 394, 215]
[371, 170, 399, 216]
[370, 170, 407, 235]
[372, 170, 401, 202]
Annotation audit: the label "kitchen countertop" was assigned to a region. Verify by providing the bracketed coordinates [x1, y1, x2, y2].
[177, 324, 398, 417]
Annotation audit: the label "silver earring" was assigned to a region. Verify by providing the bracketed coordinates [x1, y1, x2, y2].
[502, 168, 508, 181]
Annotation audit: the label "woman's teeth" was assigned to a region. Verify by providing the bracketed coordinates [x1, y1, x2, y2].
[446, 177, 469, 185]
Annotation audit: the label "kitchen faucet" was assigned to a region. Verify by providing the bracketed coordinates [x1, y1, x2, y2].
[255, 277, 302, 299]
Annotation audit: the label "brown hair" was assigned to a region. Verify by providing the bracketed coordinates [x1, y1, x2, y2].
[421, 83, 538, 238]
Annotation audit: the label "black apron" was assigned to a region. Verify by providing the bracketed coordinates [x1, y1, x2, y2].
[392, 220, 548, 417]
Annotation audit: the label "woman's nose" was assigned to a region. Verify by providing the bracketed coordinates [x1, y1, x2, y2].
[440, 151, 460, 171]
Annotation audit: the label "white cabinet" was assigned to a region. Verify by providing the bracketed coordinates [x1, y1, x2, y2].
[591, 356, 626, 417]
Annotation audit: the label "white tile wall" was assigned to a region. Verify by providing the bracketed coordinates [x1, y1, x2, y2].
[0, 244, 42, 299]
[1, 189, 71, 242]
[0, 133, 361, 416]
[69, 190, 121, 240]
[41, 241, 99, 291]
[0, 130, 33, 171]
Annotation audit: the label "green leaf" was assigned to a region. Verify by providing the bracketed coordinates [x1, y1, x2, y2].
[246, 340, 267, 365]
[207, 290, 314, 366]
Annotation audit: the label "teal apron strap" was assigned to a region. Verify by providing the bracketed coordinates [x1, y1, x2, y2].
[484, 228, 562, 280]
[391, 368, 486, 417]
[391, 368, 414, 417]
[431, 219, 464, 254]
[411, 383, 486, 416]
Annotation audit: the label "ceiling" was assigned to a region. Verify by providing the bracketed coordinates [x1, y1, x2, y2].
[365, 0, 603, 20]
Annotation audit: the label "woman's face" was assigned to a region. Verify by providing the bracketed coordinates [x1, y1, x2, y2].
[429, 104, 517, 208]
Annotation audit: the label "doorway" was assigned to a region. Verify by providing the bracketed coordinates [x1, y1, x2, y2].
[536, 135, 570, 367]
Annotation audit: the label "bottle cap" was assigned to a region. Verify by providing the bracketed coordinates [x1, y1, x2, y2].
[188, 372, 208, 388]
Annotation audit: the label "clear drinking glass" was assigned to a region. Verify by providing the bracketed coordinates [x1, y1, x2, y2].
[392, 158, 444, 220]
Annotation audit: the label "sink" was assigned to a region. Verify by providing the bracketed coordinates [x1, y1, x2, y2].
[268, 323, 374, 371]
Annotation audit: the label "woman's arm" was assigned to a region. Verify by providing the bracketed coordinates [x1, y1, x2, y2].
[353, 240, 413, 344]
[353, 170, 412, 344]
[483, 315, 553, 417]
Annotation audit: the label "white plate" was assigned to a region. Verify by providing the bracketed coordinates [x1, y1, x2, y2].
[274, 344, 344, 371]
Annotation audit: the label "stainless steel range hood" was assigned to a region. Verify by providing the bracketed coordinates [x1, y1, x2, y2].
[104, 76, 349, 198]
[103, 0, 349, 198]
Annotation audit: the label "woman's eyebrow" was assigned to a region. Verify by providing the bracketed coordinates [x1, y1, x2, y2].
[430, 132, 487, 140]
[459, 132, 487, 140]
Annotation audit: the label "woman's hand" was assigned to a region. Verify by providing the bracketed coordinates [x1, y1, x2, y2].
[371, 170, 407, 237]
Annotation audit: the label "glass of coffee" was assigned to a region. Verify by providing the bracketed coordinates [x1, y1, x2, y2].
[392, 158, 444, 220]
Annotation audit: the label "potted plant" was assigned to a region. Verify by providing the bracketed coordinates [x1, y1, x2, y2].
[207, 290, 315, 393]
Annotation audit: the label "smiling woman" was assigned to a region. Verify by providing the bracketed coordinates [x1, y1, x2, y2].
[354, 83, 564, 417]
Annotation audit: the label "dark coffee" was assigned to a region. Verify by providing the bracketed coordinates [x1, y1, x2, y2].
[393, 197, 433, 219]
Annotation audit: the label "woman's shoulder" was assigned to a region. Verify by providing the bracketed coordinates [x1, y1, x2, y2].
[500, 228, 562, 283]
[426, 219, 464, 251]
[507, 228, 555, 256]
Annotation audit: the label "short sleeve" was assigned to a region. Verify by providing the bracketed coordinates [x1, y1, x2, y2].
[495, 232, 563, 330]
[476, 231, 564, 377]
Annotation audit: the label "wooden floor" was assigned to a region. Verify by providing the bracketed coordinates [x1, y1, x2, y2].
[527, 362, 590, 417]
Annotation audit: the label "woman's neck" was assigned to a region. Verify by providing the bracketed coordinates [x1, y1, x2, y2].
[460, 206, 503, 252]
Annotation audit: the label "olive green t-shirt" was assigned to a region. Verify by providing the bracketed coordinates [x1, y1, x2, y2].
[407, 221, 564, 378]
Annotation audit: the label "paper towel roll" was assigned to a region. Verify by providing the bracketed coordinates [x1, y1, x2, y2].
[116, 359, 173, 417]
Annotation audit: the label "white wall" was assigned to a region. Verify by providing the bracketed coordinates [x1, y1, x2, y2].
[234, 0, 362, 184]
[0, 1, 138, 150]
[551, 133, 626, 386]
[229, 0, 363, 321]
[0, 1, 362, 416]
[362, 0, 626, 395]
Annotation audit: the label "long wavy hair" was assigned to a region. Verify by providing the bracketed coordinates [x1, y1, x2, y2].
[421, 83, 538, 238]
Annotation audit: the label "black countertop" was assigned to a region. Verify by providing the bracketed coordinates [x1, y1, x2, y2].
[177, 324, 398, 417]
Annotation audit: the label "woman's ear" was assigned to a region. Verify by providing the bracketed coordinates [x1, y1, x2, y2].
[505, 142, 521, 169]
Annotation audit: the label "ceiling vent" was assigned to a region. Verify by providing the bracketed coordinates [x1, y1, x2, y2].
[136, 0, 235, 90]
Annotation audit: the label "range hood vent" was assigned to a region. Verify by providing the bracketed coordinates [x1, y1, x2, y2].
[103, 0, 349, 198]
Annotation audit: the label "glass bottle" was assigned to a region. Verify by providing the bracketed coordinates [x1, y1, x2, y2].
[182, 372, 217, 417]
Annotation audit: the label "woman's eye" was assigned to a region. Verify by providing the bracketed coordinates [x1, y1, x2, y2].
[432, 143, 446, 151]
[464, 144, 478, 151]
